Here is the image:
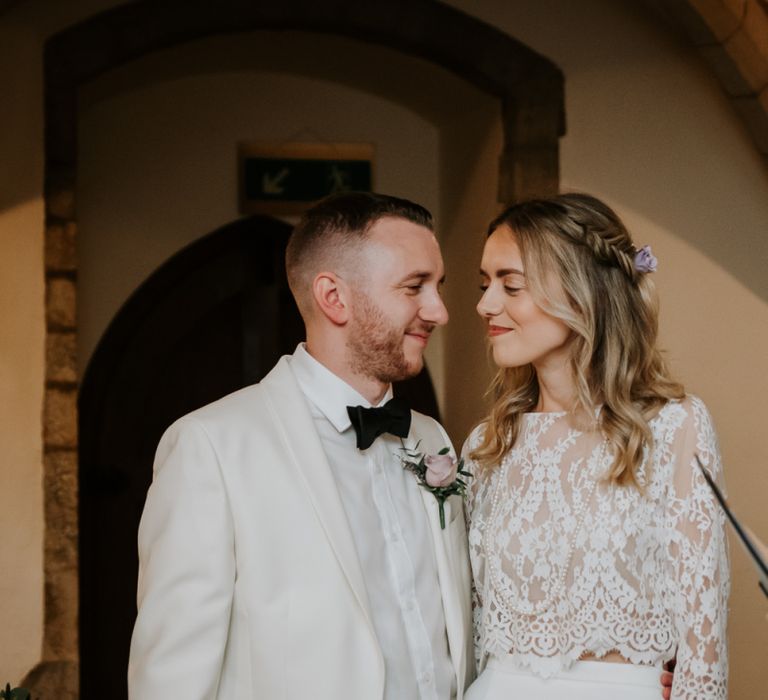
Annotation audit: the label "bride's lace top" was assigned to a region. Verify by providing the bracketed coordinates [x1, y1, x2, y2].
[464, 396, 729, 699]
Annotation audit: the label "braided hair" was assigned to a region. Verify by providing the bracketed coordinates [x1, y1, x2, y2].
[471, 193, 684, 486]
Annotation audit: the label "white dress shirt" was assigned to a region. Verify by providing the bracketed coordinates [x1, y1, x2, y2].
[289, 344, 456, 700]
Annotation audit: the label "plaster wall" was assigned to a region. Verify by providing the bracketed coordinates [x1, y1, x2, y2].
[0, 16, 46, 685]
[0, 198, 45, 683]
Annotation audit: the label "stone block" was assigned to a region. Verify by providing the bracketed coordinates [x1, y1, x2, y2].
[44, 387, 78, 448]
[44, 450, 78, 572]
[46, 276, 77, 329]
[502, 91, 563, 142]
[43, 571, 79, 659]
[46, 331, 77, 383]
[721, 0, 768, 91]
[731, 93, 768, 151]
[45, 221, 77, 271]
[699, 42, 755, 94]
[498, 144, 559, 203]
[498, 92, 560, 203]
[20, 659, 78, 700]
[46, 186, 76, 220]
[691, 0, 747, 41]
[655, 0, 744, 45]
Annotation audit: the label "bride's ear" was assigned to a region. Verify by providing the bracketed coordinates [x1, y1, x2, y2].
[312, 272, 350, 326]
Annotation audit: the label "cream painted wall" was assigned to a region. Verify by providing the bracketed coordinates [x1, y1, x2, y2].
[0, 200, 45, 683]
[2, 0, 768, 695]
[0, 16, 46, 685]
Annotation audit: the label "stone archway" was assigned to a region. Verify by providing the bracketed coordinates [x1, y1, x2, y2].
[35, 1, 565, 695]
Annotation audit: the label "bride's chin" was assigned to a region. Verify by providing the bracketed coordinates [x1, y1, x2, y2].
[492, 351, 522, 370]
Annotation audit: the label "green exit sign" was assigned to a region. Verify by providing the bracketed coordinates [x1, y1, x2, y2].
[239, 142, 374, 215]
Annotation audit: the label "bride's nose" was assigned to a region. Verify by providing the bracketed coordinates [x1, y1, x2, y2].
[476, 286, 500, 318]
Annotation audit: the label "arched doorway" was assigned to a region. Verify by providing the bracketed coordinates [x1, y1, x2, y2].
[77, 215, 441, 698]
[36, 1, 564, 695]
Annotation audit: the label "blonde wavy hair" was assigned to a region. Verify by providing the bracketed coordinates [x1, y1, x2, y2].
[471, 193, 684, 486]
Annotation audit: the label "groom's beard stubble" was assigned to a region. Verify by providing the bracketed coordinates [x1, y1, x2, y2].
[347, 293, 427, 385]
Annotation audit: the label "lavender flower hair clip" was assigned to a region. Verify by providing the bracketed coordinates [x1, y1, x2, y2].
[634, 245, 658, 273]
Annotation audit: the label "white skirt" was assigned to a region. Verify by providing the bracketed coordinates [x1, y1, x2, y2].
[465, 656, 663, 700]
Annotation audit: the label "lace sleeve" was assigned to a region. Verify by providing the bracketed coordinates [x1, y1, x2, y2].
[666, 397, 729, 699]
[462, 429, 478, 523]
[461, 425, 486, 667]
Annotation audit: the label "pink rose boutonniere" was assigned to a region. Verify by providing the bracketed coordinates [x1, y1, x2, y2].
[425, 453, 458, 487]
[399, 441, 472, 529]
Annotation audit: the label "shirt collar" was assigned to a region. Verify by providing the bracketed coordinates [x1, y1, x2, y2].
[289, 343, 393, 433]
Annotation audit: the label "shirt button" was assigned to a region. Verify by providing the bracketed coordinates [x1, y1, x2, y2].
[419, 673, 432, 685]
[405, 600, 415, 612]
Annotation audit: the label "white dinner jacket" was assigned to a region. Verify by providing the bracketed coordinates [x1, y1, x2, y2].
[128, 356, 473, 699]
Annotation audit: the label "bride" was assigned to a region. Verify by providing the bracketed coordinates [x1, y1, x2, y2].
[462, 193, 729, 699]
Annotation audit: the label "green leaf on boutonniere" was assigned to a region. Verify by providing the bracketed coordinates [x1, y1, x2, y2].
[397, 440, 472, 529]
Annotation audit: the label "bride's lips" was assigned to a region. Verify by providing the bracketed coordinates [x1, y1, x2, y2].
[488, 324, 513, 337]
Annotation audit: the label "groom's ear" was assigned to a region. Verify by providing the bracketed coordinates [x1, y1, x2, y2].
[312, 272, 350, 326]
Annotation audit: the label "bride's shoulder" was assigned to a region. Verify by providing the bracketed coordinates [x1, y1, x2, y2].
[649, 393, 713, 431]
[461, 423, 499, 488]
[461, 422, 488, 460]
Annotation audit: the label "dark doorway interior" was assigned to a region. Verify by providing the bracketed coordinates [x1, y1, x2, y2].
[77, 215, 441, 698]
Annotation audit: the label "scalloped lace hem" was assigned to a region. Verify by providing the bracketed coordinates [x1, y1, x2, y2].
[479, 645, 673, 680]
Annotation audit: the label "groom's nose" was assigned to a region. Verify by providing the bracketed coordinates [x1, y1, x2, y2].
[421, 291, 449, 326]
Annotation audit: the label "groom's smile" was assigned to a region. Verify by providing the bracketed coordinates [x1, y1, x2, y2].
[405, 327, 433, 347]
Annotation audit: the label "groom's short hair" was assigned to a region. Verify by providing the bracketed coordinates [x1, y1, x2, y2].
[286, 191, 433, 316]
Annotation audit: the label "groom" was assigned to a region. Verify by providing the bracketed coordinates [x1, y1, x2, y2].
[128, 192, 473, 699]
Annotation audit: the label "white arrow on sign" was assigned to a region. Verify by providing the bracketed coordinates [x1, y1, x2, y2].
[262, 167, 290, 195]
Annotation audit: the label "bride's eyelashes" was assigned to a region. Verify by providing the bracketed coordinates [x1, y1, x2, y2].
[478, 283, 522, 295]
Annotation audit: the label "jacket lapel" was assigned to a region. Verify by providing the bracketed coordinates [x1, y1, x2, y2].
[409, 410, 471, 694]
[262, 360, 471, 692]
[261, 357, 374, 630]
[419, 488, 469, 694]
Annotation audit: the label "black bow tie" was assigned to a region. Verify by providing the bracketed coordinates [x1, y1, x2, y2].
[346, 397, 411, 450]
